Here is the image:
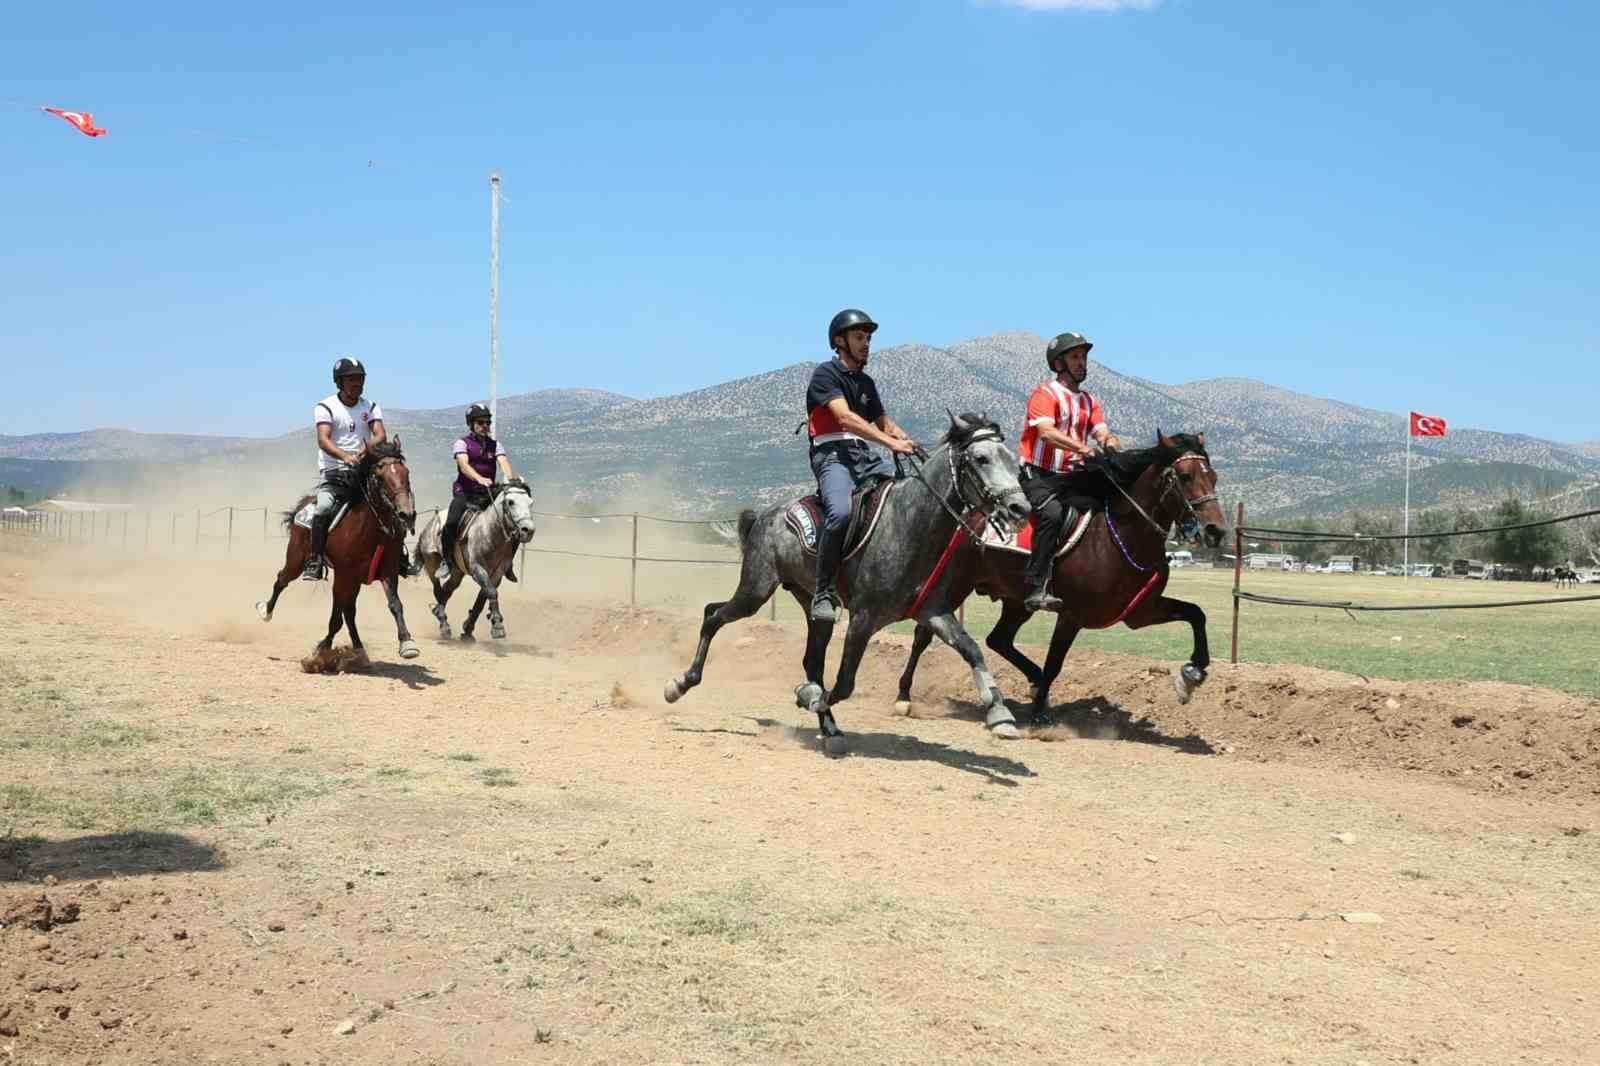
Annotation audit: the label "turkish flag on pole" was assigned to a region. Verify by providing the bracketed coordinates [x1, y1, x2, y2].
[1410, 412, 1447, 437]
[42, 107, 107, 138]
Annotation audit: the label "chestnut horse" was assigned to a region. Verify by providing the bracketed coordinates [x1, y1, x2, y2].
[894, 432, 1227, 726]
[255, 440, 420, 663]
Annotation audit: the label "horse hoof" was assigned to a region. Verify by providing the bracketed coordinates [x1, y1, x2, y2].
[663, 679, 684, 704]
[991, 722, 1022, 740]
[255, 601, 272, 622]
[460, 633, 476, 644]
[1031, 711, 1055, 731]
[491, 627, 507, 640]
[1175, 663, 1205, 705]
[823, 734, 850, 757]
[794, 683, 824, 711]
[399, 641, 420, 659]
[893, 699, 911, 716]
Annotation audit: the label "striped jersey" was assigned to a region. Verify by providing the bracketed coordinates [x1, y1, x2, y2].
[1019, 379, 1106, 472]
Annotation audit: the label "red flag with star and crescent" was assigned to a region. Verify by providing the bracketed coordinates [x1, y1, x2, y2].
[42, 107, 107, 138]
[1410, 412, 1447, 437]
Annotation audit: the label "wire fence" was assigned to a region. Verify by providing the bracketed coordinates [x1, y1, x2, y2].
[0, 502, 776, 616]
[1228, 502, 1600, 663]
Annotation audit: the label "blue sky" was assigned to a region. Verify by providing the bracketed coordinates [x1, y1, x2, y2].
[3, 1, 1596, 441]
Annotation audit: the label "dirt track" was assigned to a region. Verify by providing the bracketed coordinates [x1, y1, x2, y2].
[2, 543, 1599, 1065]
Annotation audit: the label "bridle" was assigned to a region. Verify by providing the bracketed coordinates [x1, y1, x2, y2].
[901, 425, 1028, 545]
[488, 481, 535, 543]
[1104, 452, 1220, 544]
[364, 455, 412, 540]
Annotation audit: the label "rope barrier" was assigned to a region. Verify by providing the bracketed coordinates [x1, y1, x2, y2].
[1240, 506, 1600, 543]
[1234, 590, 1600, 612]
[526, 547, 737, 565]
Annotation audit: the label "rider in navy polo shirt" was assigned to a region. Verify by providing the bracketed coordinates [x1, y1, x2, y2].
[804, 309, 920, 623]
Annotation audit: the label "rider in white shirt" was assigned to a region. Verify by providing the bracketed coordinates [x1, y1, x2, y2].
[304, 357, 386, 580]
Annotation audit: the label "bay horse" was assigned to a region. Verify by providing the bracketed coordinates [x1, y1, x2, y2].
[894, 432, 1227, 726]
[663, 412, 1032, 754]
[412, 479, 537, 641]
[255, 440, 420, 663]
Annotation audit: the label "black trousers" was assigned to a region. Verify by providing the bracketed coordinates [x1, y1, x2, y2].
[1022, 466, 1098, 592]
[441, 494, 487, 564]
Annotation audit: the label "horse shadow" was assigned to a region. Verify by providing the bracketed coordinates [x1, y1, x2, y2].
[672, 718, 1037, 787]
[1, 831, 225, 883]
[362, 661, 447, 689]
[1028, 696, 1215, 755]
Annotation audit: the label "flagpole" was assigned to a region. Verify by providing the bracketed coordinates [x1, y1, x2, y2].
[489, 171, 501, 425]
[1403, 416, 1411, 580]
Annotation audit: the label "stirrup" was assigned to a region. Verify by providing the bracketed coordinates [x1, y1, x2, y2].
[809, 590, 839, 624]
[1023, 589, 1063, 612]
[301, 557, 325, 582]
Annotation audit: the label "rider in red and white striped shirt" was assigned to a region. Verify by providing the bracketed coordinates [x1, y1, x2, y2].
[1017, 332, 1122, 611]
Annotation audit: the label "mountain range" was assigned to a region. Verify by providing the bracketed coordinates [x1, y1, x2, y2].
[4, 332, 1597, 520]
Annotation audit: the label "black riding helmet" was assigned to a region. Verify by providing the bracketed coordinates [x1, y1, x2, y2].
[1045, 332, 1092, 373]
[828, 309, 878, 352]
[332, 357, 366, 383]
[465, 402, 492, 427]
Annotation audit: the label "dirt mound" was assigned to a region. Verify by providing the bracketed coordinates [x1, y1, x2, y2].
[869, 636, 1600, 802]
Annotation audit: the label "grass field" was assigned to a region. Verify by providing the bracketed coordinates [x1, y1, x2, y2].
[940, 567, 1600, 696]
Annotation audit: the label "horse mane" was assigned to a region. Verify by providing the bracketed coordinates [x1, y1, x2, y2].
[1094, 432, 1208, 488]
[938, 412, 1005, 447]
[360, 440, 404, 474]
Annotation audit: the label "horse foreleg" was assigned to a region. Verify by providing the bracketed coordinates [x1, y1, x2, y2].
[486, 577, 507, 640]
[1124, 596, 1208, 704]
[984, 600, 1043, 700]
[318, 598, 344, 652]
[923, 611, 1018, 739]
[385, 576, 419, 659]
[893, 622, 937, 712]
[664, 562, 779, 704]
[459, 588, 488, 642]
[793, 617, 846, 756]
[1030, 616, 1082, 728]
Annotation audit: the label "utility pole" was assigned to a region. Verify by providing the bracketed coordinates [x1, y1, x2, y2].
[489, 171, 501, 424]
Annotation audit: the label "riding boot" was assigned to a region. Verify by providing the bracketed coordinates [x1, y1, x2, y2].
[436, 528, 458, 584]
[811, 530, 845, 624]
[302, 516, 329, 581]
[1022, 502, 1075, 612]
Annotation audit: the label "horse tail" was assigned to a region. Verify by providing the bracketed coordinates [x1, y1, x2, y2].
[280, 511, 297, 532]
[737, 508, 758, 548]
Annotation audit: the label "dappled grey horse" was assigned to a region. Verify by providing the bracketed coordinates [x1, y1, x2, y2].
[413, 479, 537, 641]
[664, 413, 1032, 753]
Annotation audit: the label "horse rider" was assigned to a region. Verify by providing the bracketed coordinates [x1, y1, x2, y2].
[804, 308, 920, 623]
[434, 402, 519, 585]
[304, 357, 386, 581]
[1017, 331, 1122, 611]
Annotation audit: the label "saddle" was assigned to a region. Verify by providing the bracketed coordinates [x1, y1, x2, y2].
[292, 499, 352, 533]
[783, 476, 896, 560]
[980, 507, 1096, 558]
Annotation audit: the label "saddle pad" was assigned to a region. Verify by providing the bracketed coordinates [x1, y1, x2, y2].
[783, 479, 896, 561]
[981, 509, 1093, 558]
[292, 501, 350, 531]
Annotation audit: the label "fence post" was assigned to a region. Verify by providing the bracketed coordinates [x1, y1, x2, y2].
[194, 509, 201, 547]
[1230, 501, 1243, 665]
[122, 512, 128, 551]
[262, 508, 268, 541]
[630, 513, 639, 607]
[145, 511, 151, 549]
[171, 512, 177, 545]
[226, 507, 234, 556]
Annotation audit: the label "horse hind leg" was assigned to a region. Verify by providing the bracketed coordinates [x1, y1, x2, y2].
[664, 561, 780, 704]
[459, 588, 488, 642]
[257, 531, 306, 621]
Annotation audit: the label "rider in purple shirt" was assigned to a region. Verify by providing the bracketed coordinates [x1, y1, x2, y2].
[435, 403, 519, 584]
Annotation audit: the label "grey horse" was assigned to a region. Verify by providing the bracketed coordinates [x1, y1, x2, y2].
[664, 412, 1032, 753]
[413, 479, 537, 641]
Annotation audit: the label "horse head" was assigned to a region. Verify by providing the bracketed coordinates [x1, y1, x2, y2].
[496, 477, 537, 543]
[366, 438, 417, 533]
[943, 410, 1030, 537]
[1155, 428, 1225, 548]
